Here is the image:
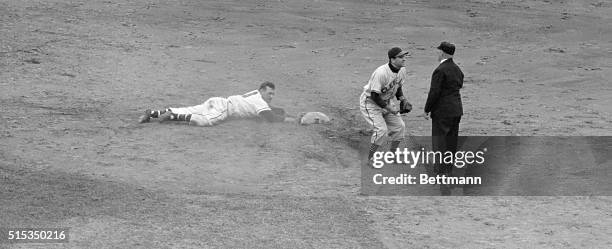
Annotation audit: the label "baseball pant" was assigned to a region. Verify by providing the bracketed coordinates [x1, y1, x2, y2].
[170, 97, 229, 126]
[431, 116, 461, 175]
[360, 94, 406, 146]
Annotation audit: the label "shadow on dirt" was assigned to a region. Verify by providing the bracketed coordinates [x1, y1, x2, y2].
[0, 152, 385, 247]
[0, 155, 166, 225]
[317, 106, 370, 151]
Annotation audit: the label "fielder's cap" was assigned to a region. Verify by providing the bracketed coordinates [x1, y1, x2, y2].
[437, 41, 455, 55]
[388, 47, 410, 59]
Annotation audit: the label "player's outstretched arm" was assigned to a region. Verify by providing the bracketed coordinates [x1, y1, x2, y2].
[283, 116, 298, 123]
[259, 107, 288, 123]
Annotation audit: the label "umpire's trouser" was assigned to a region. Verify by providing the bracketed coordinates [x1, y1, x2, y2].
[360, 93, 405, 146]
[169, 97, 229, 126]
[431, 116, 461, 175]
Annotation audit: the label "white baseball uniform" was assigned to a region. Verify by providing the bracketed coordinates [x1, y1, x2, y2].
[170, 89, 271, 126]
[360, 63, 407, 145]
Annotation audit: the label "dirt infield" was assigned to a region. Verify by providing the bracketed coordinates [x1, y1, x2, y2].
[1, 0, 611, 248]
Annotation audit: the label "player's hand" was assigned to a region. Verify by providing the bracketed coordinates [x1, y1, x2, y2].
[284, 117, 298, 123]
[416, 112, 429, 120]
[388, 106, 399, 115]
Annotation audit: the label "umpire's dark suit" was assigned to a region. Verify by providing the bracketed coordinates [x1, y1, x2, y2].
[424, 58, 464, 176]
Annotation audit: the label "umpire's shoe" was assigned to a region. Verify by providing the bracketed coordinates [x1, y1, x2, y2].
[138, 109, 152, 123]
[438, 173, 452, 196]
[440, 184, 452, 196]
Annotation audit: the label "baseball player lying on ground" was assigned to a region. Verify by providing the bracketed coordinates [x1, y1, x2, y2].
[138, 81, 294, 126]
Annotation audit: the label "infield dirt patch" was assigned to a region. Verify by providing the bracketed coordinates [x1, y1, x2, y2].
[1, 0, 611, 248]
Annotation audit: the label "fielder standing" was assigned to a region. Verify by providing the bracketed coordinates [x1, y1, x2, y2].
[360, 47, 413, 160]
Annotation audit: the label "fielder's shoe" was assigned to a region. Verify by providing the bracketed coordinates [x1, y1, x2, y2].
[138, 109, 152, 123]
[366, 156, 376, 168]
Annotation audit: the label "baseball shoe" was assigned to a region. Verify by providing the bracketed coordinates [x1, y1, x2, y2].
[438, 173, 453, 196]
[138, 109, 152, 123]
[365, 156, 376, 168]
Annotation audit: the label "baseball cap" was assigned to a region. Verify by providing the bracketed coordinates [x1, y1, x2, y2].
[388, 47, 409, 59]
[436, 41, 455, 55]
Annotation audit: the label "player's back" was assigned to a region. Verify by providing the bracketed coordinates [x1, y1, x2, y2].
[227, 90, 270, 118]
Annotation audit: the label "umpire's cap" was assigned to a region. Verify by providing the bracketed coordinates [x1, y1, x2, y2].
[437, 41, 455, 55]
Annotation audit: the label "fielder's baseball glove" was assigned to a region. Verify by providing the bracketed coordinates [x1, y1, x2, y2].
[399, 100, 412, 114]
[270, 107, 287, 122]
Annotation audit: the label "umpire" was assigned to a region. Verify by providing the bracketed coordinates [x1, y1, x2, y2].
[424, 42, 464, 194]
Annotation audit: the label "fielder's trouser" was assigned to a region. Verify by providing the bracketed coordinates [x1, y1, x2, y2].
[359, 93, 406, 146]
[431, 116, 461, 175]
[169, 97, 229, 126]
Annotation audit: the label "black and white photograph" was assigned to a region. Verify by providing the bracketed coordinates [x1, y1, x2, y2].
[1, 0, 611, 248]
